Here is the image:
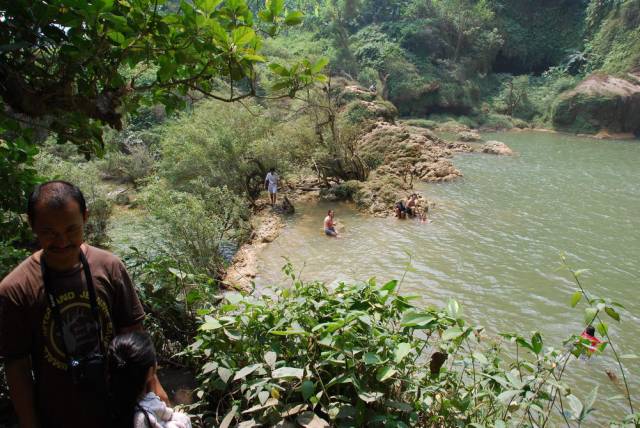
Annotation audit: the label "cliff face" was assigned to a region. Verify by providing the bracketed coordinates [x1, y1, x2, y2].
[551, 74, 640, 136]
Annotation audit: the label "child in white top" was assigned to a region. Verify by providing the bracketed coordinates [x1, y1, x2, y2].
[133, 391, 191, 428]
[108, 332, 192, 428]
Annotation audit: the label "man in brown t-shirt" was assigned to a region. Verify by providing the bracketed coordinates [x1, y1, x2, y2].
[0, 181, 166, 428]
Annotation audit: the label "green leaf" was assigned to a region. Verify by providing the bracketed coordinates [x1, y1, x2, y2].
[376, 366, 397, 382]
[200, 317, 222, 331]
[584, 307, 597, 325]
[225, 293, 243, 305]
[596, 321, 608, 336]
[218, 367, 233, 383]
[157, 63, 177, 83]
[258, 9, 273, 22]
[605, 306, 620, 322]
[267, 0, 284, 16]
[442, 327, 463, 341]
[393, 343, 412, 363]
[566, 394, 583, 419]
[363, 352, 383, 365]
[400, 311, 435, 328]
[531, 332, 543, 355]
[297, 412, 329, 428]
[257, 390, 270, 405]
[264, 351, 277, 368]
[447, 299, 460, 318]
[219, 405, 238, 428]
[583, 386, 598, 418]
[570, 291, 582, 307]
[233, 363, 261, 381]
[381, 279, 398, 292]
[196, 0, 223, 13]
[301, 380, 314, 401]
[284, 10, 304, 25]
[108, 31, 126, 45]
[358, 391, 384, 403]
[272, 367, 304, 379]
[269, 329, 308, 336]
[269, 63, 290, 77]
[242, 53, 266, 62]
[311, 57, 329, 74]
[201, 361, 218, 374]
[232, 26, 256, 46]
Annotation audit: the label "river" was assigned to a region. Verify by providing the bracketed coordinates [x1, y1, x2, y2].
[254, 131, 640, 422]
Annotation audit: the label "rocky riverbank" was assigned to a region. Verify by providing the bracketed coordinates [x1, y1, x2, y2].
[222, 88, 516, 289]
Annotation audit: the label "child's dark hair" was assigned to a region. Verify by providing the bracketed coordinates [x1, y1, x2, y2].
[107, 331, 157, 428]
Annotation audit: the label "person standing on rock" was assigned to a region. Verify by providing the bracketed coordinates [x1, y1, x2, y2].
[264, 168, 279, 206]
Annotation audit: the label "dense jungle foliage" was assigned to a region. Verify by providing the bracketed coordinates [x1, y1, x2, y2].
[1, 0, 640, 426]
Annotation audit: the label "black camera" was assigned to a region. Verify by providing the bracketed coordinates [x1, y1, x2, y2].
[69, 352, 106, 392]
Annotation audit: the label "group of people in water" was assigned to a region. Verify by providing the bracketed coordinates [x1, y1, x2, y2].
[322, 194, 428, 238]
[395, 193, 428, 222]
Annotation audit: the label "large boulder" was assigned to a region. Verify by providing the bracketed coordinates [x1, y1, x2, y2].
[482, 141, 514, 156]
[357, 121, 471, 183]
[457, 130, 482, 142]
[551, 74, 640, 136]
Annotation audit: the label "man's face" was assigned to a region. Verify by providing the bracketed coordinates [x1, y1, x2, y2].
[31, 200, 87, 268]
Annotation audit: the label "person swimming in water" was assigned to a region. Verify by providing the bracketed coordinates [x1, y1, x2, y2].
[395, 201, 407, 219]
[580, 325, 603, 356]
[324, 209, 338, 237]
[406, 194, 418, 217]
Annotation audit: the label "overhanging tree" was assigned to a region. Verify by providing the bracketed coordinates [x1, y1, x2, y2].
[0, 0, 325, 154]
[0, 0, 326, 255]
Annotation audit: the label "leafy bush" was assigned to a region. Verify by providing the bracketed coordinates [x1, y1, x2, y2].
[185, 262, 634, 427]
[480, 113, 514, 130]
[586, 0, 640, 74]
[187, 273, 467, 426]
[158, 99, 306, 201]
[0, 138, 41, 246]
[319, 180, 362, 201]
[0, 240, 29, 279]
[124, 248, 214, 360]
[142, 179, 250, 277]
[98, 145, 156, 186]
[454, 115, 479, 129]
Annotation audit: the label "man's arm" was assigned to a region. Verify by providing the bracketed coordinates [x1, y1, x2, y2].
[5, 357, 39, 428]
[119, 323, 170, 404]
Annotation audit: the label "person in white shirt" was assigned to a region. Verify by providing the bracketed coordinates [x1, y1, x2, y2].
[264, 168, 279, 206]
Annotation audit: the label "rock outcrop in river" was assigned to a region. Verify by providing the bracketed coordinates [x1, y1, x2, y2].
[551, 73, 640, 137]
[318, 83, 478, 216]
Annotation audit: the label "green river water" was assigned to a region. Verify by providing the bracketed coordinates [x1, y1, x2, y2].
[254, 131, 640, 423]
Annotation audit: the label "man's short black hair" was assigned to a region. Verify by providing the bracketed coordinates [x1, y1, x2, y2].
[28, 180, 87, 226]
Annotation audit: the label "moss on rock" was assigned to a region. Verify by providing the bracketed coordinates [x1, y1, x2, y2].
[551, 74, 640, 135]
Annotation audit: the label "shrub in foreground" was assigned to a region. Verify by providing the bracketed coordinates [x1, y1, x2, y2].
[185, 263, 634, 427]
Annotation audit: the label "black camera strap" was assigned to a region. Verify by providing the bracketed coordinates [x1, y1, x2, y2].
[39, 249, 105, 364]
